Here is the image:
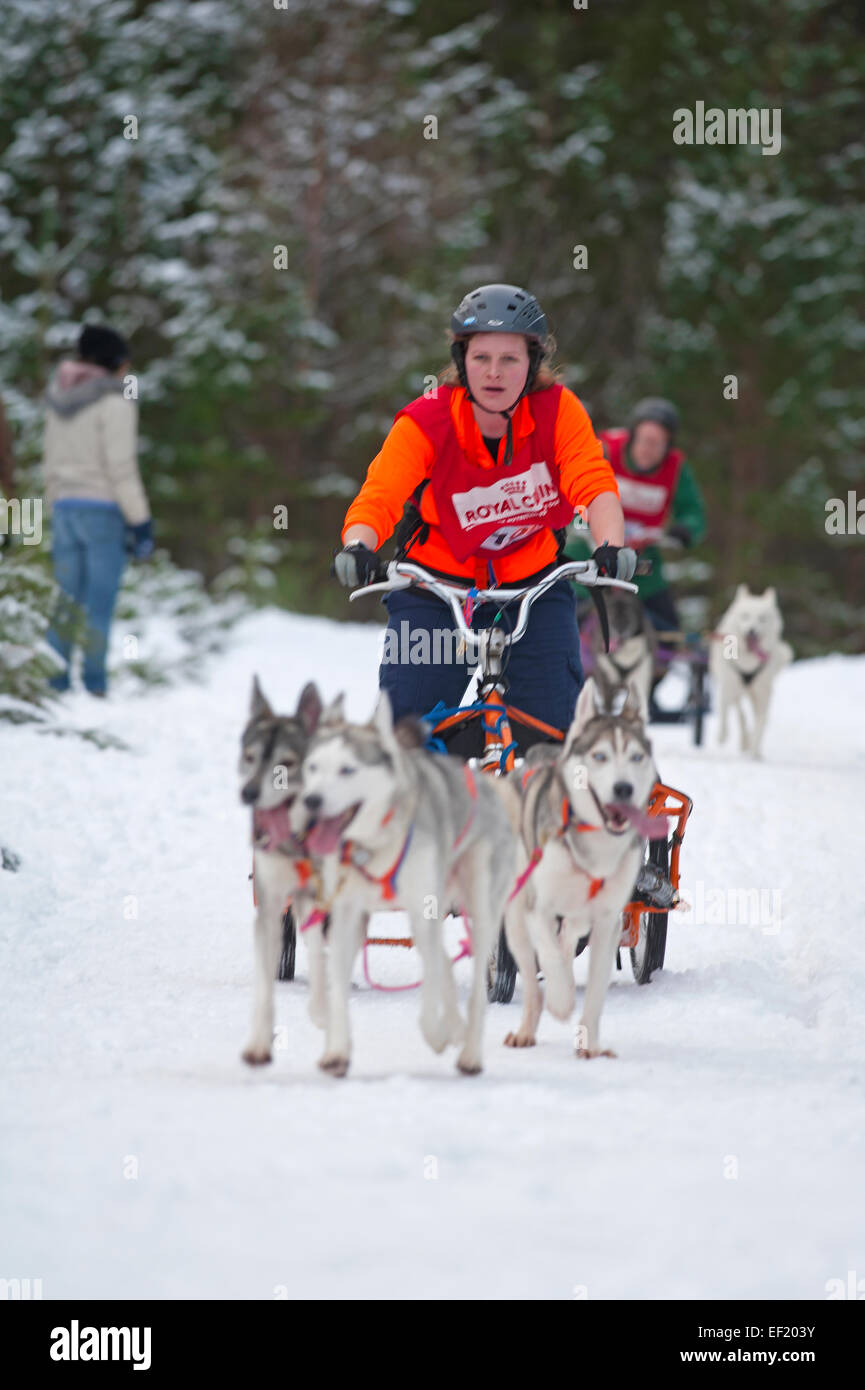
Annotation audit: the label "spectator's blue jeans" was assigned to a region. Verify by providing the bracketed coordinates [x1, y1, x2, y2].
[378, 578, 584, 754]
[46, 500, 127, 694]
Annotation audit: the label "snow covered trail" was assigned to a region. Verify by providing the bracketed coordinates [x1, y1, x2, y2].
[1, 611, 864, 1300]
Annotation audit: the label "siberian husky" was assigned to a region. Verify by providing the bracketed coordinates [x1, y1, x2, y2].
[585, 590, 657, 713]
[499, 678, 659, 1058]
[239, 677, 328, 1064]
[292, 691, 516, 1078]
[710, 585, 792, 758]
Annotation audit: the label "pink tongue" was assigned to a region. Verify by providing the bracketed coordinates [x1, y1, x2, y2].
[306, 815, 348, 856]
[746, 632, 769, 660]
[255, 804, 294, 845]
[608, 802, 669, 839]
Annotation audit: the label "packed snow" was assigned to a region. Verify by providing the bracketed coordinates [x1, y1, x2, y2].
[1, 608, 864, 1300]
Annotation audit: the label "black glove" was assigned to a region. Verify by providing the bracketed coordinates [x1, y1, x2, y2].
[667, 523, 692, 548]
[125, 519, 154, 560]
[331, 542, 378, 588]
[592, 542, 637, 582]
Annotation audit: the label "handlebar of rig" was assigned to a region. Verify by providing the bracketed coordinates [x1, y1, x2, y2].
[349, 557, 649, 648]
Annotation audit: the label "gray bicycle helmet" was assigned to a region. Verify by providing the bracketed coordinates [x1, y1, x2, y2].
[451, 284, 547, 341]
[628, 397, 680, 439]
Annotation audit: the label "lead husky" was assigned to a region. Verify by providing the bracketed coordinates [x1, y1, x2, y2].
[239, 677, 328, 1064]
[500, 678, 659, 1057]
[710, 585, 792, 758]
[292, 691, 516, 1077]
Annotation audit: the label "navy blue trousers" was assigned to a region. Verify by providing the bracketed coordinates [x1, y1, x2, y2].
[378, 578, 583, 754]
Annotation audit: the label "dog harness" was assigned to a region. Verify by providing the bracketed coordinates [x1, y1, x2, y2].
[508, 764, 604, 902]
[299, 764, 479, 929]
[708, 630, 770, 685]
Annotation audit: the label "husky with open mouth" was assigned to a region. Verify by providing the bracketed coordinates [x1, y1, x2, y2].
[291, 691, 517, 1078]
[585, 588, 657, 715]
[710, 584, 792, 758]
[500, 677, 659, 1058]
[239, 677, 329, 1064]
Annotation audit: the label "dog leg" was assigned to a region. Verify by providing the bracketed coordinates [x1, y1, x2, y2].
[503, 901, 542, 1048]
[717, 688, 729, 746]
[319, 906, 365, 1077]
[304, 911, 327, 1030]
[748, 685, 769, 760]
[527, 905, 575, 1022]
[576, 915, 620, 1058]
[455, 855, 503, 1075]
[736, 698, 751, 756]
[242, 884, 284, 1065]
[411, 903, 460, 1056]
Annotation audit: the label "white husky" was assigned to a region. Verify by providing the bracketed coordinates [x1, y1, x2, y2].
[292, 692, 517, 1078]
[710, 585, 792, 758]
[499, 678, 659, 1058]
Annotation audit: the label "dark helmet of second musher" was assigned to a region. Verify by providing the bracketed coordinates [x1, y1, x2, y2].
[450, 284, 549, 464]
[628, 397, 680, 441]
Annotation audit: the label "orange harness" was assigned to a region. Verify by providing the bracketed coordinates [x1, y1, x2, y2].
[515, 764, 605, 900]
[339, 763, 478, 903]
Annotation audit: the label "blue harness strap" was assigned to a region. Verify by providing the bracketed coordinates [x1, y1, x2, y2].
[420, 698, 510, 754]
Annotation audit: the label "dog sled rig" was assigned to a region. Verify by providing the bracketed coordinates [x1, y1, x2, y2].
[262, 557, 692, 1000]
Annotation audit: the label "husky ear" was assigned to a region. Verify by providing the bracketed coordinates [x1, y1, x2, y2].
[319, 692, 346, 728]
[763, 586, 776, 603]
[371, 688, 395, 738]
[591, 667, 616, 713]
[620, 679, 647, 725]
[250, 675, 273, 721]
[295, 682, 323, 735]
[562, 678, 598, 755]
[735, 583, 749, 600]
[393, 715, 427, 750]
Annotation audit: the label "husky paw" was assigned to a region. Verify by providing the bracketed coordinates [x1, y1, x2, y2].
[504, 1030, 536, 1048]
[241, 1044, 272, 1066]
[456, 1050, 483, 1075]
[318, 1053, 349, 1077]
[576, 1047, 617, 1060]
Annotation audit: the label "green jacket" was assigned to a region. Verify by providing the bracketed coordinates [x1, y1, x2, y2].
[565, 458, 706, 599]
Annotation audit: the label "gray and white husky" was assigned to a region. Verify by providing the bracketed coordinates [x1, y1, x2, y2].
[586, 590, 657, 713]
[291, 691, 517, 1078]
[239, 677, 328, 1064]
[710, 585, 792, 758]
[498, 678, 659, 1058]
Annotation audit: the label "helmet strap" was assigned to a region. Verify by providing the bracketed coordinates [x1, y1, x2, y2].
[451, 338, 546, 466]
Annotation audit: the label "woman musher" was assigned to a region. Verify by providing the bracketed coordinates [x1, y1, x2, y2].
[332, 285, 636, 752]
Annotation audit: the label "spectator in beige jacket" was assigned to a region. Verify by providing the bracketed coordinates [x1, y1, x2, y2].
[43, 324, 153, 696]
